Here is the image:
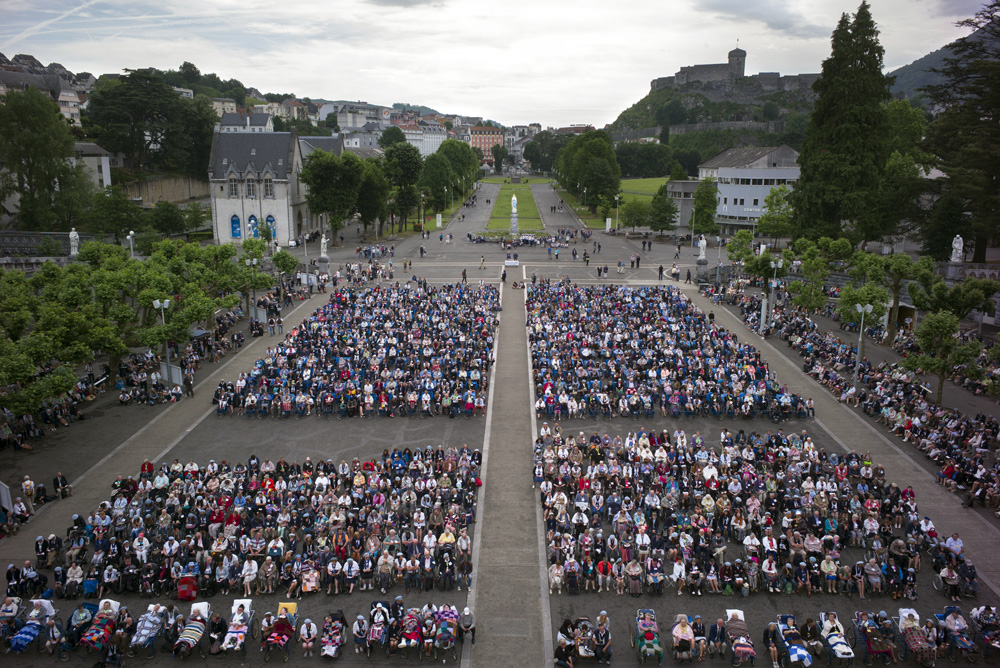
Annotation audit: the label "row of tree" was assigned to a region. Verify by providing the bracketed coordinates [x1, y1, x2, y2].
[0, 239, 300, 416]
[726, 229, 1000, 403]
[298, 129, 481, 237]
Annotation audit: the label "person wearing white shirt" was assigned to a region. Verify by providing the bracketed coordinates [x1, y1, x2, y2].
[671, 559, 686, 595]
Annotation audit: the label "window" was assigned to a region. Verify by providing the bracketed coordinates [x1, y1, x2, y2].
[246, 179, 256, 199]
[752, 179, 763, 185]
[723, 198, 727, 205]
[263, 178, 274, 198]
[753, 199, 759, 206]
[739, 199, 745, 205]
[228, 178, 239, 198]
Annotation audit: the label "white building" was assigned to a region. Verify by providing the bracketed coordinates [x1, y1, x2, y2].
[419, 123, 447, 156]
[216, 112, 274, 133]
[211, 97, 238, 117]
[697, 145, 799, 235]
[208, 131, 297, 247]
[72, 142, 117, 190]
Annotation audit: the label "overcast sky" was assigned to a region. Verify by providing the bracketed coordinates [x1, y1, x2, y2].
[0, 0, 982, 128]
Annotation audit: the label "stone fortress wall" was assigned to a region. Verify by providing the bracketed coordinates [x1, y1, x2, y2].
[650, 47, 819, 98]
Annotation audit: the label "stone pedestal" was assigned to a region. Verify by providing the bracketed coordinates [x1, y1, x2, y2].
[510, 212, 519, 236]
[945, 261, 963, 285]
[316, 255, 330, 283]
[696, 258, 709, 283]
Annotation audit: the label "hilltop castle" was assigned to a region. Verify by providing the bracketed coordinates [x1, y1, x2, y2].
[650, 47, 819, 95]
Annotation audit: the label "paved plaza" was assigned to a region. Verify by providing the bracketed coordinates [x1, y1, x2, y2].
[1, 181, 997, 667]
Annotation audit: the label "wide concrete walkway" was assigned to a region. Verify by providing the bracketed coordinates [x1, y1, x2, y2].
[467, 285, 547, 667]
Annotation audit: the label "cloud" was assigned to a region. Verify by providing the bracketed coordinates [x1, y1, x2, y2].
[1, 0, 101, 49]
[932, 0, 984, 18]
[365, 0, 441, 6]
[701, 0, 829, 38]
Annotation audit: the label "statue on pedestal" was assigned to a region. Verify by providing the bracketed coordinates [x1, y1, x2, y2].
[951, 235, 964, 263]
[320, 233, 328, 258]
[69, 228, 79, 257]
[511, 194, 518, 216]
[698, 236, 707, 261]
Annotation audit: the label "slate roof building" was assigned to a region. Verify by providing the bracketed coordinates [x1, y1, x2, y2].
[697, 145, 800, 234]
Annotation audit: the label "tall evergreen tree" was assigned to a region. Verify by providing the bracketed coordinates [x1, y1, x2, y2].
[793, 1, 893, 242]
[922, 1, 1000, 263]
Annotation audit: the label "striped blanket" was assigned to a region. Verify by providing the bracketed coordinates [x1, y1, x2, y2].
[8, 621, 42, 653]
[82, 612, 117, 651]
[175, 618, 206, 651]
[732, 637, 756, 662]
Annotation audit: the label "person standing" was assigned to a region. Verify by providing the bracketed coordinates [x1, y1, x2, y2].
[479, 256, 485, 270]
[658, 265, 664, 281]
[461, 269, 467, 284]
[21, 476, 35, 515]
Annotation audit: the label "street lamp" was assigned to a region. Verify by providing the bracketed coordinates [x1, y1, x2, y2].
[126, 230, 135, 259]
[420, 193, 425, 231]
[761, 258, 783, 333]
[853, 303, 874, 387]
[245, 258, 259, 302]
[583, 187, 587, 209]
[614, 195, 620, 231]
[153, 298, 173, 386]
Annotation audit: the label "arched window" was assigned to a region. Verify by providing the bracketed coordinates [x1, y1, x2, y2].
[248, 215, 259, 238]
[230, 214, 241, 238]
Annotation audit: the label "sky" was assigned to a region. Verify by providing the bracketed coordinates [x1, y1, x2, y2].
[0, 0, 982, 128]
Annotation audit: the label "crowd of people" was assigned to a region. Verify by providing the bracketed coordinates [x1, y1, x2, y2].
[734, 293, 1000, 515]
[526, 284, 809, 422]
[212, 284, 498, 419]
[7, 445, 482, 611]
[534, 422, 979, 603]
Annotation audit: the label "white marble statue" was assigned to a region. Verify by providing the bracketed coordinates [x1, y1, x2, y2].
[698, 236, 707, 261]
[951, 234, 964, 263]
[511, 194, 517, 216]
[69, 228, 79, 257]
[320, 233, 328, 258]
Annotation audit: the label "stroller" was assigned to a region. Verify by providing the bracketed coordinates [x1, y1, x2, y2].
[320, 609, 347, 659]
[895, 608, 935, 667]
[631, 608, 664, 664]
[367, 600, 391, 658]
[725, 609, 757, 667]
[7, 599, 58, 654]
[818, 611, 854, 665]
[433, 605, 460, 662]
[575, 617, 596, 661]
[173, 601, 210, 658]
[80, 598, 118, 654]
[220, 598, 257, 655]
[397, 609, 423, 659]
[776, 614, 814, 668]
[262, 602, 297, 662]
[127, 604, 165, 658]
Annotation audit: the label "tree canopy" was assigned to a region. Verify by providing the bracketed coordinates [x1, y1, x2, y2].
[691, 177, 719, 236]
[298, 150, 364, 234]
[555, 130, 621, 213]
[793, 1, 894, 242]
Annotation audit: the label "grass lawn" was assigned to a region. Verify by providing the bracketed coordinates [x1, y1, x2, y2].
[555, 188, 607, 229]
[486, 217, 544, 231]
[620, 177, 669, 195]
[488, 183, 543, 230]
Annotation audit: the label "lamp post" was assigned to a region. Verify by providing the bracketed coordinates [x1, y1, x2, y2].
[126, 230, 135, 259]
[420, 193, 425, 231]
[583, 187, 587, 210]
[716, 235, 722, 283]
[245, 258, 258, 303]
[444, 186, 449, 214]
[853, 303, 874, 388]
[614, 195, 620, 231]
[153, 298, 173, 386]
[761, 258, 783, 334]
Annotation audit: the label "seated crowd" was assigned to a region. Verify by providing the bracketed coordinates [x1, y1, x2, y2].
[14, 447, 481, 603]
[212, 283, 498, 419]
[535, 423, 978, 601]
[526, 284, 809, 422]
[736, 294, 1000, 513]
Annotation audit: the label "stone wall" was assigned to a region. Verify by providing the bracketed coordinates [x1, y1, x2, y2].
[121, 176, 210, 206]
[609, 120, 785, 143]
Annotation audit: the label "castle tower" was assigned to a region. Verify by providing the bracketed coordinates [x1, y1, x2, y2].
[728, 47, 746, 78]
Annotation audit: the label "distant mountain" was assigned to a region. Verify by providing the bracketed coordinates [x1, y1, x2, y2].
[888, 28, 995, 101]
